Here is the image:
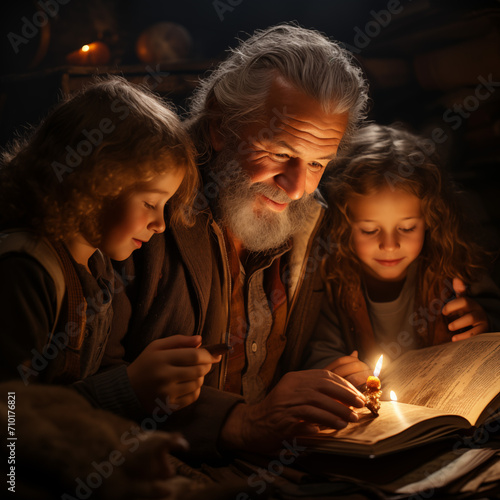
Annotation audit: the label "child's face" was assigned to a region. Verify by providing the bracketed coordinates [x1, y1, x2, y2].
[348, 187, 425, 282]
[99, 169, 185, 261]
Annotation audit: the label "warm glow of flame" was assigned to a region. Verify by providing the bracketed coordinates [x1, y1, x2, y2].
[373, 355, 383, 378]
[81, 45, 90, 52]
[390, 390, 397, 401]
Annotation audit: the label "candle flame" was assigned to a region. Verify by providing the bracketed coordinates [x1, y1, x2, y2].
[81, 45, 90, 52]
[373, 355, 383, 378]
[390, 390, 397, 401]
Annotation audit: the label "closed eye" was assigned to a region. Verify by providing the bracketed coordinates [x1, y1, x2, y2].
[399, 226, 416, 232]
[269, 153, 324, 171]
[308, 161, 324, 172]
[360, 229, 378, 235]
[144, 202, 156, 210]
[270, 152, 290, 161]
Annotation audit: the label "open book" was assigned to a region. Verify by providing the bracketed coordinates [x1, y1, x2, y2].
[300, 332, 500, 457]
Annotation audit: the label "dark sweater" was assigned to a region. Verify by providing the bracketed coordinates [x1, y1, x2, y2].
[0, 246, 143, 418]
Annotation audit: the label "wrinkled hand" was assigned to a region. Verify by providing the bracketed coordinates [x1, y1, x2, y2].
[219, 369, 365, 453]
[127, 335, 221, 412]
[325, 351, 372, 388]
[442, 278, 489, 341]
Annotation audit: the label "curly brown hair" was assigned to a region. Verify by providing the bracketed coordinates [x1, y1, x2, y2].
[0, 76, 198, 245]
[322, 123, 486, 313]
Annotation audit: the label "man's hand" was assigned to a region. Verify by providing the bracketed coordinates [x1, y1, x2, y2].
[127, 335, 221, 412]
[219, 369, 365, 453]
[325, 351, 371, 388]
[442, 278, 489, 341]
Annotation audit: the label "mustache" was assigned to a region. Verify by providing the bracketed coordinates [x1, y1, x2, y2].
[249, 182, 310, 205]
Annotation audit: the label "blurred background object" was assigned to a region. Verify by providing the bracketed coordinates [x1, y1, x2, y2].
[65, 41, 111, 66]
[136, 22, 193, 64]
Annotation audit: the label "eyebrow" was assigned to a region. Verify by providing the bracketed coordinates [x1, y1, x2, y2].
[357, 216, 421, 222]
[271, 140, 338, 161]
[140, 188, 171, 195]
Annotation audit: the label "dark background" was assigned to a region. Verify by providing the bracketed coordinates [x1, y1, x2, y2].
[1, 0, 499, 280]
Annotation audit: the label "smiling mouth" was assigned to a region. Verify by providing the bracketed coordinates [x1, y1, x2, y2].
[260, 194, 289, 212]
[375, 258, 404, 267]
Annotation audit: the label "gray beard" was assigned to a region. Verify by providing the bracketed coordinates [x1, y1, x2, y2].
[211, 148, 317, 253]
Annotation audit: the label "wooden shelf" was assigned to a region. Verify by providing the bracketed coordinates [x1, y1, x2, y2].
[0, 60, 216, 97]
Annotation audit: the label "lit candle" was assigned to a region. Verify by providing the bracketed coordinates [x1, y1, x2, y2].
[364, 355, 383, 416]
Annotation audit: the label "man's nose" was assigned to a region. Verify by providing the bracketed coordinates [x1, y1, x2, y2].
[273, 159, 307, 200]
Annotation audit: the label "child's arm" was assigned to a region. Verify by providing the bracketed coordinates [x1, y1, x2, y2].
[324, 351, 372, 388]
[126, 335, 222, 412]
[442, 276, 500, 341]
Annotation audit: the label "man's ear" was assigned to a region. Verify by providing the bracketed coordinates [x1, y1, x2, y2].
[208, 118, 225, 152]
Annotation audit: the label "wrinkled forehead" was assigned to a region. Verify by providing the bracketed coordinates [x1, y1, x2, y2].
[254, 76, 349, 155]
[268, 76, 346, 124]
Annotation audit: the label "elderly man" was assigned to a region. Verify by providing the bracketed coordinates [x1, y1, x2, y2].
[110, 24, 369, 456]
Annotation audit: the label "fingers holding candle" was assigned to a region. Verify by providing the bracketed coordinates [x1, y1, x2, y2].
[219, 370, 366, 453]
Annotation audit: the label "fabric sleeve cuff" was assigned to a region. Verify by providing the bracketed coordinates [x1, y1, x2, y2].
[73, 365, 145, 421]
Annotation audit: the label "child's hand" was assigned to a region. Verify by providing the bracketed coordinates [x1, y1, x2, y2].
[325, 351, 372, 388]
[127, 335, 222, 413]
[442, 278, 490, 341]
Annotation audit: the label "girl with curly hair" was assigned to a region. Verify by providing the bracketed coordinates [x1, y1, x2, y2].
[303, 123, 500, 387]
[0, 77, 220, 412]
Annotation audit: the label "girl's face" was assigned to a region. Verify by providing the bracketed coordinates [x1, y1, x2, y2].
[99, 168, 185, 261]
[348, 187, 425, 283]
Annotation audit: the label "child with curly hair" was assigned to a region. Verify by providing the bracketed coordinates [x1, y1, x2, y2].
[303, 123, 500, 387]
[0, 77, 219, 413]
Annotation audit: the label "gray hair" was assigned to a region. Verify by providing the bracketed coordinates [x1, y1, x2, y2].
[187, 23, 369, 161]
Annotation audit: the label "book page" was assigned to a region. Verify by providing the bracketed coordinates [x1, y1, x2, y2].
[302, 401, 467, 455]
[317, 402, 456, 444]
[380, 332, 500, 424]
